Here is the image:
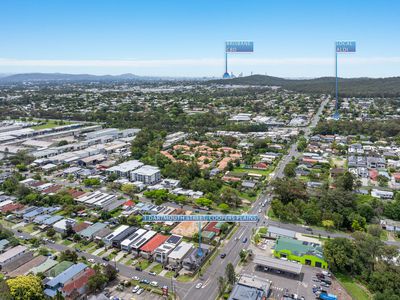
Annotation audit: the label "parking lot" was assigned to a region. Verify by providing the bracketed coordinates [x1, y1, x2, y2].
[242, 261, 331, 300]
[109, 283, 168, 300]
[110, 289, 166, 300]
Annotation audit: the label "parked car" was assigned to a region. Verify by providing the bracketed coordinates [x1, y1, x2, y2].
[140, 279, 150, 284]
[137, 288, 144, 295]
[150, 281, 158, 287]
[149, 271, 157, 276]
[195, 283, 203, 289]
[242, 237, 248, 243]
[132, 276, 140, 281]
[220, 253, 226, 259]
[102, 257, 110, 261]
[135, 266, 142, 271]
[87, 258, 95, 263]
[322, 270, 331, 277]
[132, 285, 140, 293]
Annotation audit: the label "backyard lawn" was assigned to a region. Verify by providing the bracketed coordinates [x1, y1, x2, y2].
[23, 223, 36, 233]
[336, 273, 372, 300]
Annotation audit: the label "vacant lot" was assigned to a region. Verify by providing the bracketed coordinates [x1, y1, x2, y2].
[335, 273, 371, 300]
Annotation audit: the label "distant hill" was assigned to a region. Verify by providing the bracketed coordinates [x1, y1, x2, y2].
[0, 72, 157, 83]
[0, 73, 208, 83]
[209, 75, 400, 97]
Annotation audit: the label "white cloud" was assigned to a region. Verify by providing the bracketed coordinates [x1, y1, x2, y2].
[1, 57, 400, 68]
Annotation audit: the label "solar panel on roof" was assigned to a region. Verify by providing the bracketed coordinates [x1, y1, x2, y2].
[167, 235, 181, 244]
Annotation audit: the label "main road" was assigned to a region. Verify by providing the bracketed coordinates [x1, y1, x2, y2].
[183, 97, 331, 300]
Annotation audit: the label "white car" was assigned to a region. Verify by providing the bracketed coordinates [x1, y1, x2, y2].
[137, 288, 144, 295]
[132, 276, 140, 281]
[195, 283, 203, 289]
[88, 258, 95, 263]
[322, 270, 331, 277]
[150, 281, 158, 287]
[132, 285, 140, 293]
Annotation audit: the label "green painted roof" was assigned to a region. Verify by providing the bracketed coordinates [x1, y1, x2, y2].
[30, 258, 58, 275]
[201, 231, 216, 239]
[45, 261, 74, 277]
[274, 237, 324, 260]
[215, 222, 225, 229]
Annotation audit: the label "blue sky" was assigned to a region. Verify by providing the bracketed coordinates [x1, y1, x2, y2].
[1, 0, 399, 77]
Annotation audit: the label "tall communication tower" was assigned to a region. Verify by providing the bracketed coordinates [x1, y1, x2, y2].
[223, 41, 254, 79]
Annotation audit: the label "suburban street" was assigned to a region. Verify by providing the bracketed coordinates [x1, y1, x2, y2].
[183, 96, 332, 300]
[6, 97, 400, 300]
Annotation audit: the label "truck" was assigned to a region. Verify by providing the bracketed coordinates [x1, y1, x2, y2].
[319, 293, 337, 300]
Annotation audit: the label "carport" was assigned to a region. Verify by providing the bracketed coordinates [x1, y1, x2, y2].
[253, 255, 303, 277]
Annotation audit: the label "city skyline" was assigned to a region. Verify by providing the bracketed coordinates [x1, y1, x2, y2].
[1, 0, 400, 77]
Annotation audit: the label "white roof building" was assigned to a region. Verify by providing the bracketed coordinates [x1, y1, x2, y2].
[106, 160, 144, 179]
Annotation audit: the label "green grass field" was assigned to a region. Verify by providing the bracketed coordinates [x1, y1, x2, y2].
[233, 167, 271, 176]
[176, 274, 194, 282]
[150, 263, 164, 274]
[164, 271, 175, 278]
[336, 273, 372, 300]
[239, 191, 257, 201]
[138, 259, 151, 270]
[61, 240, 73, 246]
[31, 119, 72, 130]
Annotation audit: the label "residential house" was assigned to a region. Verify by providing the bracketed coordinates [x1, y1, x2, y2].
[182, 245, 210, 272]
[140, 234, 169, 259]
[371, 189, 394, 200]
[154, 235, 182, 264]
[79, 222, 107, 240]
[167, 242, 193, 270]
[44, 263, 89, 298]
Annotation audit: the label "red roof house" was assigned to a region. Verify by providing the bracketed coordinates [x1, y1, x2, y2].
[204, 222, 221, 234]
[67, 189, 86, 199]
[0, 203, 24, 213]
[123, 200, 135, 209]
[139, 234, 169, 257]
[392, 173, 400, 183]
[253, 162, 268, 169]
[370, 169, 379, 181]
[62, 268, 95, 299]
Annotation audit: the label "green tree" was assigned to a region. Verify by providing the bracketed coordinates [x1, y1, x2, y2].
[121, 183, 136, 197]
[322, 219, 335, 230]
[195, 197, 213, 208]
[217, 276, 225, 295]
[272, 178, 307, 204]
[103, 264, 118, 282]
[46, 228, 56, 237]
[60, 250, 78, 263]
[218, 203, 229, 213]
[225, 263, 236, 285]
[323, 238, 354, 273]
[283, 162, 296, 177]
[335, 171, 355, 191]
[220, 187, 241, 208]
[6, 275, 44, 300]
[87, 273, 107, 293]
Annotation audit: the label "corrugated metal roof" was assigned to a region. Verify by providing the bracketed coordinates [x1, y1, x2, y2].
[46, 263, 87, 287]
